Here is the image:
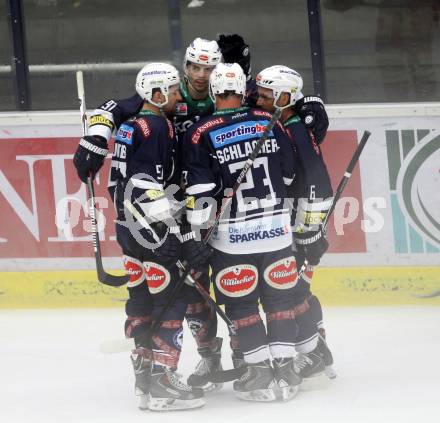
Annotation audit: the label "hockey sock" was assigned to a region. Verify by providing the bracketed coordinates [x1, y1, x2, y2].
[226, 304, 270, 364]
[185, 300, 218, 349]
[292, 298, 319, 353]
[266, 309, 298, 359]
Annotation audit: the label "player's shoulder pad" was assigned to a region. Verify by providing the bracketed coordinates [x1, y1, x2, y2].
[190, 115, 226, 145]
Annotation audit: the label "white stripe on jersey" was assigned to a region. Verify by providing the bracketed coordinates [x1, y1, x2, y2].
[186, 183, 217, 195]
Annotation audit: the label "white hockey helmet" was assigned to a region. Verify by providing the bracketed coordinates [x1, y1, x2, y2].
[209, 63, 246, 102]
[256, 65, 303, 109]
[184, 37, 222, 68]
[135, 62, 180, 108]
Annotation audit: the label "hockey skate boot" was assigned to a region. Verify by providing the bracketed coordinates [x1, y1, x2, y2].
[187, 337, 223, 392]
[233, 360, 277, 402]
[273, 357, 302, 401]
[294, 346, 329, 390]
[317, 330, 337, 379]
[130, 348, 152, 410]
[149, 368, 205, 411]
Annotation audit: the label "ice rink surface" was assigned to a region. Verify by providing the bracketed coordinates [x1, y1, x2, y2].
[1, 306, 439, 423]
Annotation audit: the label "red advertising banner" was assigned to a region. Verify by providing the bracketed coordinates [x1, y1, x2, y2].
[0, 132, 366, 261]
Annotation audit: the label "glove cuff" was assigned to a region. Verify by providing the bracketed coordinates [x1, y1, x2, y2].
[302, 95, 324, 105]
[295, 230, 323, 245]
[79, 137, 108, 157]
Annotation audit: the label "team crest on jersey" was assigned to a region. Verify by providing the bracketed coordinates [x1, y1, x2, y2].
[215, 264, 258, 297]
[264, 257, 298, 290]
[173, 328, 184, 349]
[143, 261, 171, 294]
[175, 102, 188, 116]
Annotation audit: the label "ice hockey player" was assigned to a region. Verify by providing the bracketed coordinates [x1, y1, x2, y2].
[73, 37, 224, 392]
[256, 65, 336, 385]
[217, 34, 329, 144]
[107, 62, 204, 411]
[72, 35, 332, 391]
[181, 62, 304, 402]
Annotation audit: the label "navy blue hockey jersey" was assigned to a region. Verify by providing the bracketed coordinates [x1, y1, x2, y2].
[283, 116, 333, 230]
[108, 110, 178, 222]
[182, 107, 296, 254]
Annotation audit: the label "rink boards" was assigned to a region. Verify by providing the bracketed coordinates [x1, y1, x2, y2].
[0, 103, 439, 308]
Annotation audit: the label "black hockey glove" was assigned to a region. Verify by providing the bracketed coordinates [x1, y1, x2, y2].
[73, 135, 108, 183]
[151, 223, 181, 267]
[294, 96, 329, 145]
[217, 33, 251, 79]
[294, 229, 329, 266]
[181, 230, 213, 273]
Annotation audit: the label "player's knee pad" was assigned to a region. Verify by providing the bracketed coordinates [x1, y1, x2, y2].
[124, 255, 145, 288]
[125, 277, 152, 317]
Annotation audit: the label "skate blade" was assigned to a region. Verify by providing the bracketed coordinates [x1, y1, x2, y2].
[300, 372, 331, 391]
[235, 388, 277, 402]
[278, 385, 300, 402]
[325, 365, 337, 379]
[148, 396, 205, 411]
[137, 394, 149, 410]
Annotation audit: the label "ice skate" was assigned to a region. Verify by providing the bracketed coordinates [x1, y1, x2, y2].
[149, 368, 205, 411]
[130, 348, 152, 410]
[273, 357, 302, 401]
[318, 330, 337, 379]
[294, 347, 330, 390]
[187, 337, 223, 392]
[233, 360, 277, 402]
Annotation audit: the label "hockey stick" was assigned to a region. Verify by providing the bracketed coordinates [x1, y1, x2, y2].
[76, 70, 129, 287]
[123, 199, 236, 337]
[298, 130, 371, 278]
[100, 109, 282, 355]
[168, 107, 283, 295]
[210, 129, 373, 384]
[145, 107, 282, 337]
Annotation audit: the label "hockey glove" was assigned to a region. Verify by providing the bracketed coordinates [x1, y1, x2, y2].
[151, 223, 181, 267]
[294, 96, 329, 145]
[217, 33, 251, 79]
[73, 135, 108, 183]
[294, 229, 329, 266]
[181, 230, 213, 273]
